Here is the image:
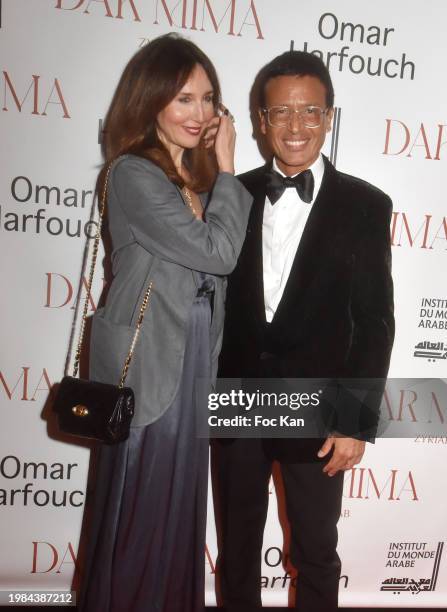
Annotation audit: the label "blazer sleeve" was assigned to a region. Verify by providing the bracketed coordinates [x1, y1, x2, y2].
[347, 194, 395, 378]
[110, 156, 253, 274]
[335, 194, 395, 441]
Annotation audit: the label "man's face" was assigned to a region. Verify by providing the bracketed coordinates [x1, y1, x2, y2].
[259, 75, 333, 176]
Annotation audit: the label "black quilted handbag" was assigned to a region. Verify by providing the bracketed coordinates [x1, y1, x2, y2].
[53, 160, 153, 444]
[54, 376, 135, 444]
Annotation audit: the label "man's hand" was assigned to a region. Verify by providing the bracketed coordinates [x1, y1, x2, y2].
[318, 435, 366, 477]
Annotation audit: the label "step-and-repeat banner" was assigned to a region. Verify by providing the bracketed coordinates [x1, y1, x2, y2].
[1, 0, 446, 607]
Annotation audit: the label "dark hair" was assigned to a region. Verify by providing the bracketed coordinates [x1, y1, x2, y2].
[256, 50, 334, 109]
[102, 34, 221, 192]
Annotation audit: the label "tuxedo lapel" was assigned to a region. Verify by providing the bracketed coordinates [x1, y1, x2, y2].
[238, 164, 270, 328]
[243, 168, 268, 327]
[270, 157, 340, 330]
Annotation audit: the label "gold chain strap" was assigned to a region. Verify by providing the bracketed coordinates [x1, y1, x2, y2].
[72, 159, 153, 388]
[118, 280, 153, 388]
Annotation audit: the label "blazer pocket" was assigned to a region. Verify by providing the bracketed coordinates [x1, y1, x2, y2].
[89, 308, 136, 386]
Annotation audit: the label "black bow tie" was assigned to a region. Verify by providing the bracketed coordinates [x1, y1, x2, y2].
[265, 168, 314, 205]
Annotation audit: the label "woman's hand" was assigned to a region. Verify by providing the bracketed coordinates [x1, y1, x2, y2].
[202, 105, 235, 175]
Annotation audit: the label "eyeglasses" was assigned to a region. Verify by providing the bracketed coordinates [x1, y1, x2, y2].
[262, 105, 328, 128]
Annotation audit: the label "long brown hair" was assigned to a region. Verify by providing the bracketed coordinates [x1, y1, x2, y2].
[102, 34, 221, 192]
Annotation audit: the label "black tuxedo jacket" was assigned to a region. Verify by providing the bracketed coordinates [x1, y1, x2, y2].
[218, 156, 395, 457]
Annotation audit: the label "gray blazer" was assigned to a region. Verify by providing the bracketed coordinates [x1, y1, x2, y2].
[89, 154, 252, 427]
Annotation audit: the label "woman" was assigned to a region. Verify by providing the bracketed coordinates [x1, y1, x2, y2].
[78, 34, 252, 611]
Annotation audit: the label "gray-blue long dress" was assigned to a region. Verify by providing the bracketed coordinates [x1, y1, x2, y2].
[79, 275, 214, 612]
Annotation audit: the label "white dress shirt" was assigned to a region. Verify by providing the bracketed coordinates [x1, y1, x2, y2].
[262, 154, 325, 322]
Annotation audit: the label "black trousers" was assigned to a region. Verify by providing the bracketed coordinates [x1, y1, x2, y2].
[212, 437, 344, 612]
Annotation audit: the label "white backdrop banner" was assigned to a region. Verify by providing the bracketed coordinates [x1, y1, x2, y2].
[1, 0, 446, 607]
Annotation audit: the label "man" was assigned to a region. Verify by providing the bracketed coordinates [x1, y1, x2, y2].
[214, 51, 394, 612]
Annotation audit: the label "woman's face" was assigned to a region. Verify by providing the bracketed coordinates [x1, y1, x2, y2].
[156, 63, 215, 160]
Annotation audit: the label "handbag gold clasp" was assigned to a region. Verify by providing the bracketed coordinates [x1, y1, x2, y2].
[72, 405, 89, 417]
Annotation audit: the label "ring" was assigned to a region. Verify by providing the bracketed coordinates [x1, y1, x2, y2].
[218, 103, 235, 122]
